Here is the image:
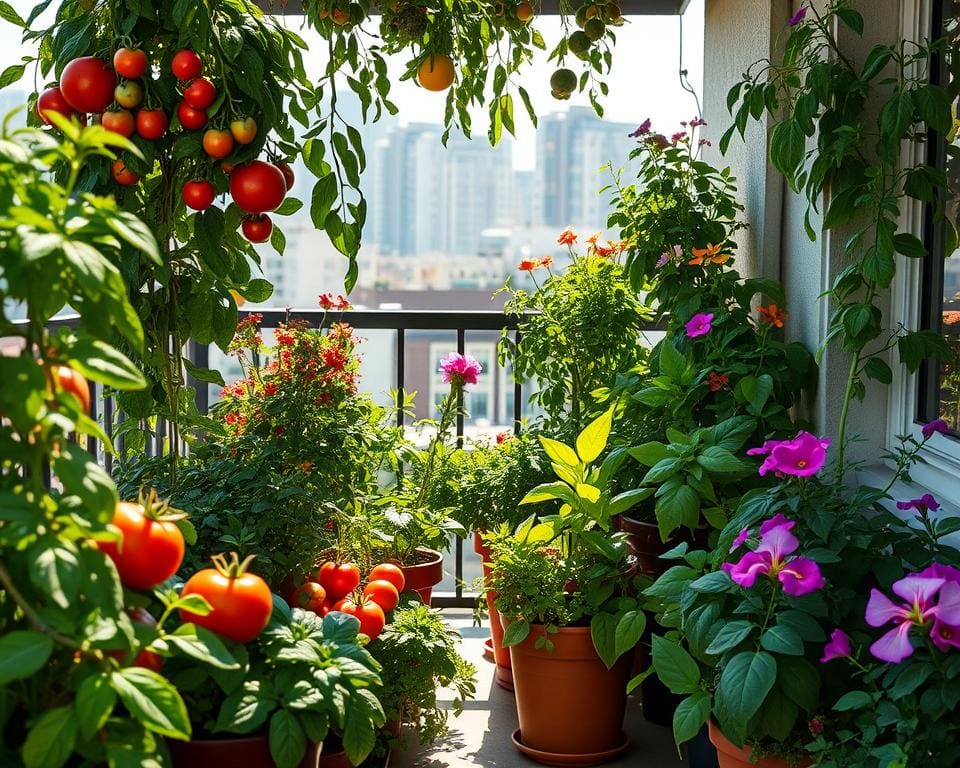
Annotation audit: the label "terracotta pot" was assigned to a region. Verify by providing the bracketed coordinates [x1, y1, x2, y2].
[399, 547, 443, 605]
[506, 620, 631, 764]
[473, 530, 514, 691]
[168, 735, 275, 768]
[708, 721, 808, 768]
[312, 737, 348, 768]
[618, 516, 708, 577]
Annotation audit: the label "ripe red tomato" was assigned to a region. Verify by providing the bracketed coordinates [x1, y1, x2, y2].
[277, 162, 295, 190]
[202, 128, 234, 159]
[241, 214, 273, 243]
[221, 161, 235, 175]
[182, 179, 216, 211]
[367, 563, 405, 592]
[60, 57, 116, 113]
[177, 101, 207, 131]
[230, 160, 286, 214]
[111, 159, 139, 186]
[114, 81, 143, 109]
[102, 108, 135, 137]
[171, 49, 203, 81]
[54, 365, 90, 412]
[290, 581, 327, 613]
[229, 116, 257, 145]
[179, 562, 273, 643]
[363, 579, 400, 612]
[98, 501, 185, 590]
[337, 597, 386, 641]
[136, 109, 168, 140]
[36, 87, 78, 126]
[113, 48, 147, 79]
[316, 561, 361, 600]
[183, 77, 217, 109]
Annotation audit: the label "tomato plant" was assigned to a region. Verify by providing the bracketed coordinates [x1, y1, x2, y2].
[101, 108, 135, 137]
[135, 108, 168, 140]
[171, 49, 203, 81]
[229, 115, 257, 145]
[183, 77, 217, 109]
[182, 179, 217, 211]
[290, 581, 327, 612]
[53, 365, 91, 413]
[230, 160, 286, 213]
[202, 127, 234, 159]
[97, 494, 186, 590]
[113, 80, 143, 109]
[316, 561, 361, 600]
[111, 158, 139, 185]
[59, 56, 116, 113]
[176, 101, 208, 130]
[241, 214, 273, 243]
[113, 47, 147, 79]
[35, 86, 77, 125]
[180, 553, 273, 643]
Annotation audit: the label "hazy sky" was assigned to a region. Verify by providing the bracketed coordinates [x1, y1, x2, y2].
[0, 0, 705, 170]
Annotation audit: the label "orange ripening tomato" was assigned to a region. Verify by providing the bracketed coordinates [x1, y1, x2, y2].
[367, 563, 405, 592]
[179, 554, 273, 643]
[290, 581, 327, 613]
[111, 159, 139, 186]
[229, 116, 257, 145]
[101, 108, 135, 138]
[53, 365, 91, 412]
[98, 501, 185, 590]
[336, 596, 386, 641]
[113, 48, 148, 79]
[362, 579, 400, 612]
[202, 128, 234, 159]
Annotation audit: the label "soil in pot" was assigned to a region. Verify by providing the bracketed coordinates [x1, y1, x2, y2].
[168, 735, 275, 768]
[708, 721, 808, 768]
[507, 621, 631, 764]
[398, 547, 443, 605]
[473, 531, 513, 691]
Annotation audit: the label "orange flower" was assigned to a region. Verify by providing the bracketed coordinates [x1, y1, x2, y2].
[944, 311, 960, 326]
[557, 228, 577, 246]
[688, 243, 731, 266]
[595, 243, 615, 257]
[518, 258, 541, 272]
[586, 232, 601, 246]
[757, 304, 787, 328]
[540, 256, 554, 268]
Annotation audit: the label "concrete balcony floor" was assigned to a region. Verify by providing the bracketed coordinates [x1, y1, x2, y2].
[391, 610, 685, 768]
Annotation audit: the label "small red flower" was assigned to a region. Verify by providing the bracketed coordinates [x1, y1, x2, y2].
[557, 228, 577, 246]
[496, 430, 512, 445]
[274, 425, 285, 436]
[225, 412, 238, 425]
[518, 258, 541, 272]
[263, 382, 278, 396]
[757, 304, 787, 328]
[708, 371, 729, 392]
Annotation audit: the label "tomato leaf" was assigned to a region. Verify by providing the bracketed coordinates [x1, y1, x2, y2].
[0, 631, 54, 686]
[109, 667, 191, 740]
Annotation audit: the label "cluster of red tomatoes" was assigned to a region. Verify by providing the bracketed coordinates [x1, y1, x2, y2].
[290, 561, 406, 642]
[37, 48, 293, 245]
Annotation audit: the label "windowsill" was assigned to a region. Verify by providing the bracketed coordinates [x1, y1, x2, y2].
[855, 463, 960, 549]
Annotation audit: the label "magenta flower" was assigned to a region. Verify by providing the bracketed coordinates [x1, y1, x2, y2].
[749, 431, 831, 477]
[685, 313, 714, 339]
[896, 494, 940, 515]
[865, 576, 951, 662]
[629, 118, 652, 138]
[730, 527, 750, 552]
[922, 418, 950, 439]
[917, 562, 960, 584]
[820, 629, 852, 663]
[439, 352, 482, 387]
[932, 582, 960, 652]
[722, 519, 824, 596]
[789, 5, 807, 26]
[760, 513, 796, 535]
[690, 116, 707, 128]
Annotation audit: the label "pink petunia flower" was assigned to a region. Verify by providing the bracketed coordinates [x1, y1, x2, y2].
[864, 576, 960, 662]
[896, 494, 940, 516]
[819, 629, 852, 663]
[439, 352, 482, 387]
[722, 519, 824, 596]
[922, 419, 950, 439]
[730, 527, 750, 552]
[685, 312, 714, 339]
[749, 431, 831, 477]
[629, 118, 652, 138]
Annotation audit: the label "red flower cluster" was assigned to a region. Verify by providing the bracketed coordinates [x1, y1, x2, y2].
[319, 293, 351, 311]
[708, 371, 729, 392]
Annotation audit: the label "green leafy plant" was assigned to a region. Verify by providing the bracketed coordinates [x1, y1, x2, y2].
[369, 600, 477, 747]
[0, 116, 234, 768]
[172, 602, 385, 768]
[488, 407, 648, 671]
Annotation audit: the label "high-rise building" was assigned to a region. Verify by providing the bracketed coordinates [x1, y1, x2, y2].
[533, 107, 636, 229]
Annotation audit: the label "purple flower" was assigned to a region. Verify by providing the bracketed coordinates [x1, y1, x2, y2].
[656, 244, 682, 268]
[671, 131, 687, 144]
[750, 431, 831, 477]
[922, 418, 950, 439]
[932, 582, 960, 652]
[690, 117, 707, 128]
[917, 562, 960, 584]
[789, 5, 807, 26]
[896, 494, 940, 516]
[865, 576, 948, 662]
[820, 629, 852, 663]
[685, 313, 714, 339]
[730, 527, 750, 552]
[439, 352, 482, 387]
[629, 118, 652, 138]
[760, 514, 796, 536]
[722, 519, 824, 596]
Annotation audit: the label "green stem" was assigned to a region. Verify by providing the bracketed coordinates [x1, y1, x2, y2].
[835, 351, 861, 479]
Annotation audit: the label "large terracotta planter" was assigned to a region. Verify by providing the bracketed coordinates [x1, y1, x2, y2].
[708, 721, 807, 768]
[399, 547, 443, 605]
[506, 621, 631, 765]
[168, 735, 276, 768]
[473, 530, 513, 691]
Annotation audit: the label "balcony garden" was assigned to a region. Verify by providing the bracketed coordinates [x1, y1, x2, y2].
[1, 1, 959, 768]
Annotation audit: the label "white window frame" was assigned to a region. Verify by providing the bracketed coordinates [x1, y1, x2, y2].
[884, 0, 960, 506]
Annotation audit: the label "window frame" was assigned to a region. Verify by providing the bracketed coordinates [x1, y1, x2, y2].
[887, 0, 960, 501]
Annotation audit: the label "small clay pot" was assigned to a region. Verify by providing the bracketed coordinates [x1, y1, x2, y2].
[398, 547, 443, 605]
[506, 620, 631, 764]
[708, 721, 808, 768]
[473, 530, 513, 691]
[168, 735, 275, 768]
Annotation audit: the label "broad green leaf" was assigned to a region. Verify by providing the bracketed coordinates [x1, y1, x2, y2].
[576, 406, 614, 463]
[501, 618, 530, 647]
[215, 681, 276, 734]
[673, 692, 711, 745]
[65, 337, 146, 390]
[539, 436, 579, 467]
[0, 631, 54, 686]
[269, 709, 306, 768]
[590, 612, 618, 669]
[75, 674, 116, 739]
[651, 634, 700, 694]
[760, 625, 804, 656]
[697, 446, 748, 475]
[166, 625, 239, 669]
[718, 651, 777, 723]
[628, 441, 670, 467]
[22, 706, 77, 768]
[614, 610, 646, 661]
[833, 690, 872, 711]
[705, 620, 753, 656]
[110, 667, 191, 740]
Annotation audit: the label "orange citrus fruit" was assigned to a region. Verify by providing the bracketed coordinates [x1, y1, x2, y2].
[417, 54, 455, 92]
[516, 2, 534, 21]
